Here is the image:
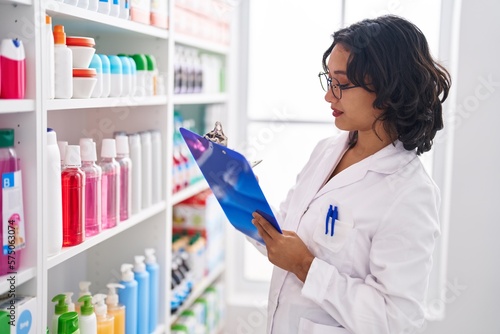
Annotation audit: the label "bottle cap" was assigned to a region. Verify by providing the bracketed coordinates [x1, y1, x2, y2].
[64, 145, 81, 167]
[0, 129, 14, 148]
[106, 283, 125, 306]
[108, 55, 122, 75]
[145, 54, 157, 72]
[51, 294, 69, 315]
[46, 15, 51, 25]
[101, 138, 116, 158]
[58, 312, 79, 333]
[77, 295, 94, 316]
[53, 25, 66, 45]
[115, 135, 129, 155]
[66, 36, 95, 48]
[89, 54, 102, 74]
[92, 294, 107, 316]
[134, 255, 146, 273]
[118, 56, 131, 75]
[145, 248, 157, 264]
[131, 54, 147, 71]
[79, 138, 96, 162]
[65, 292, 75, 312]
[58, 141, 68, 163]
[47, 128, 57, 146]
[98, 54, 110, 74]
[73, 68, 97, 78]
[121, 263, 134, 282]
[79, 281, 92, 296]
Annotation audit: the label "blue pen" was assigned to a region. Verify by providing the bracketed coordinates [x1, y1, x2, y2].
[325, 205, 333, 235]
[330, 206, 338, 236]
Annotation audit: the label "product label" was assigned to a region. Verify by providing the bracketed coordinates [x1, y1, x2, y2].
[2, 171, 26, 255]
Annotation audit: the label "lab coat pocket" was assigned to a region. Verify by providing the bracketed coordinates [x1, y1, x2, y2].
[313, 217, 353, 253]
[298, 318, 350, 334]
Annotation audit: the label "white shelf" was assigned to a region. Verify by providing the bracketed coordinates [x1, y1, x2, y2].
[47, 201, 166, 269]
[175, 33, 229, 55]
[0, 0, 32, 5]
[47, 95, 168, 110]
[173, 93, 228, 105]
[46, 1, 169, 39]
[172, 180, 209, 205]
[0, 267, 37, 294]
[170, 263, 225, 325]
[0, 99, 35, 114]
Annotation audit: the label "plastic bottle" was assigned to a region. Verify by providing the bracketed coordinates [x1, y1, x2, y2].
[118, 263, 138, 334]
[106, 283, 125, 334]
[53, 25, 73, 99]
[109, 0, 120, 17]
[46, 16, 55, 99]
[65, 292, 76, 312]
[100, 138, 120, 229]
[115, 135, 131, 221]
[61, 145, 85, 246]
[52, 294, 69, 334]
[98, 0, 110, 15]
[77, 0, 89, 9]
[88, 0, 98, 11]
[119, 0, 129, 19]
[117, 56, 131, 97]
[46, 128, 63, 257]
[139, 131, 152, 209]
[108, 55, 122, 97]
[77, 295, 96, 334]
[76, 281, 92, 314]
[58, 312, 80, 334]
[150, 130, 161, 204]
[131, 54, 147, 97]
[98, 54, 111, 98]
[128, 56, 137, 98]
[79, 139, 102, 237]
[0, 38, 26, 99]
[64, 0, 78, 5]
[89, 54, 103, 98]
[145, 248, 159, 332]
[58, 140, 68, 169]
[144, 54, 157, 96]
[128, 133, 142, 215]
[93, 294, 115, 334]
[134, 255, 149, 334]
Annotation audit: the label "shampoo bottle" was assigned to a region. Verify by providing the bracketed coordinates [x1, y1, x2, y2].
[52, 294, 69, 334]
[58, 312, 81, 334]
[118, 264, 137, 334]
[61, 145, 85, 246]
[46, 128, 63, 256]
[134, 255, 150, 334]
[77, 295, 97, 334]
[100, 138, 120, 229]
[115, 135, 131, 221]
[106, 283, 126, 334]
[145, 248, 159, 333]
[53, 25, 73, 99]
[80, 139, 102, 237]
[93, 294, 115, 334]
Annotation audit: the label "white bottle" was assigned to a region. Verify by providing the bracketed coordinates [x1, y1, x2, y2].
[119, 0, 130, 19]
[140, 131, 152, 209]
[45, 16, 55, 99]
[150, 130, 162, 204]
[89, 54, 103, 98]
[58, 140, 68, 169]
[53, 25, 73, 99]
[108, 55, 123, 97]
[65, 292, 75, 312]
[47, 129, 63, 256]
[118, 56, 131, 97]
[78, 295, 97, 334]
[88, 0, 98, 11]
[110, 0, 120, 17]
[128, 133, 142, 215]
[64, 0, 78, 5]
[98, 0, 110, 15]
[77, 0, 89, 9]
[98, 54, 111, 98]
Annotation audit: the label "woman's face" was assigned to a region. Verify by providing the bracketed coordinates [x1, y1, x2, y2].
[324, 44, 383, 133]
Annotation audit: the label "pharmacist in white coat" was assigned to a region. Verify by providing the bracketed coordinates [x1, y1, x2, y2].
[249, 15, 451, 334]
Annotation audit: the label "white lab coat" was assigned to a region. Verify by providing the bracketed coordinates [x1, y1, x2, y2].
[249, 131, 440, 334]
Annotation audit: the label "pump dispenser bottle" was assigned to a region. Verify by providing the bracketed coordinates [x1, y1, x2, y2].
[145, 248, 159, 332]
[93, 294, 115, 334]
[76, 281, 92, 313]
[65, 292, 75, 312]
[115, 135, 131, 221]
[61, 145, 85, 246]
[134, 255, 150, 334]
[78, 295, 97, 334]
[106, 283, 126, 334]
[52, 294, 69, 334]
[118, 263, 138, 334]
[80, 139, 102, 237]
[100, 138, 120, 229]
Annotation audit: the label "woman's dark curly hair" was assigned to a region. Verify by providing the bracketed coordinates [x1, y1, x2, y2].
[322, 15, 451, 155]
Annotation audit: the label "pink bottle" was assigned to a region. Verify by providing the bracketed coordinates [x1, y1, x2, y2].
[100, 139, 120, 229]
[0, 129, 23, 275]
[0, 39, 26, 99]
[80, 139, 102, 237]
[115, 135, 132, 221]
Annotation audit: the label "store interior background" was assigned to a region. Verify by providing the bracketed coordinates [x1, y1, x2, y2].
[224, 0, 500, 333]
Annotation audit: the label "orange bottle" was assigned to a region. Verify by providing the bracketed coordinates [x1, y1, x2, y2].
[93, 294, 115, 334]
[106, 283, 126, 334]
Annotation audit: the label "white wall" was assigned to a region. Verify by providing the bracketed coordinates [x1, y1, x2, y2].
[424, 0, 500, 333]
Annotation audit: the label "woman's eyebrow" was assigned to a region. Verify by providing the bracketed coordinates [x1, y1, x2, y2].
[333, 70, 347, 75]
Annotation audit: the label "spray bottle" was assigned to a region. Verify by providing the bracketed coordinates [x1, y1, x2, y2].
[134, 255, 150, 334]
[52, 294, 69, 334]
[145, 248, 159, 332]
[106, 283, 126, 334]
[93, 294, 115, 334]
[118, 263, 137, 334]
[77, 295, 96, 334]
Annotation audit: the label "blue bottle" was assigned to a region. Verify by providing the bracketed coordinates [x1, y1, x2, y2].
[118, 263, 138, 334]
[134, 255, 150, 334]
[145, 248, 159, 333]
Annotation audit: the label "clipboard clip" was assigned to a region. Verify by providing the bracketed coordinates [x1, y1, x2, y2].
[204, 121, 228, 147]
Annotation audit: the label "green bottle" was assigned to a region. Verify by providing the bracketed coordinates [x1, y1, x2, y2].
[58, 312, 80, 334]
[52, 294, 69, 334]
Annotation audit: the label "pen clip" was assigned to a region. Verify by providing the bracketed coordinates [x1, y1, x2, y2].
[330, 206, 338, 236]
[325, 205, 333, 235]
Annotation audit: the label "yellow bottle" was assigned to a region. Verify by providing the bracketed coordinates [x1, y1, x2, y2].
[106, 283, 126, 334]
[93, 293, 115, 334]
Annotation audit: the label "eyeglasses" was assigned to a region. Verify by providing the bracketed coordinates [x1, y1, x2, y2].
[318, 72, 361, 100]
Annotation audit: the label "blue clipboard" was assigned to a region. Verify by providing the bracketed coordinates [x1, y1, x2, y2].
[179, 127, 282, 243]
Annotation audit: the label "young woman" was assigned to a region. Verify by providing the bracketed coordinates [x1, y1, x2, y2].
[250, 15, 451, 334]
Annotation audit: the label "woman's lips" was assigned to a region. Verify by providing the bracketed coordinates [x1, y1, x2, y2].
[332, 108, 344, 117]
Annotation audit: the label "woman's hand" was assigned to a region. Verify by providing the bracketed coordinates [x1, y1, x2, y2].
[252, 212, 314, 282]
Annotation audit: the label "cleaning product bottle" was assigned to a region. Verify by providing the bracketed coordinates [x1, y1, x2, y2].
[52, 294, 69, 334]
[80, 139, 102, 237]
[77, 295, 96, 334]
[128, 133, 142, 215]
[134, 255, 150, 334]
[53, 25, 73, 99]
[115, 135, 131, 221]
[93, 294, 114, 334]
[58, 312, 81, 334]
[118, 263, 137, 334]
[0, 38, 26, 99]
[145, 248, 159, 333]
[61, 145, 85, 246]
[65, 292, 76, 312]
[106, 283, 126, 334]
[76, 281, 92, 313]
[45, 15, 55, 99]
[100, 138, 120, 229]
[46, 128, 63, 257]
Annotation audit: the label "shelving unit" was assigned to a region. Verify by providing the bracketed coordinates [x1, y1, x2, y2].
[0, 0, 233, 332]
